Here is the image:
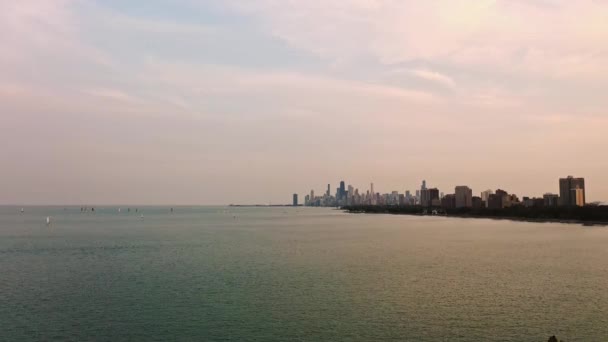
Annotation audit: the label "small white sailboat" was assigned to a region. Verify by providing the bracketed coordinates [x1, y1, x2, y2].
[118, 208, 122, 213]
[46, 216, 51, 225]
[140, 214, 144, 220]
[20, 208, 24, 213]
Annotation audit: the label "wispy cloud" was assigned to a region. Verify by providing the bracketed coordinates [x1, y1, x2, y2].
[402, 68, 455, 88]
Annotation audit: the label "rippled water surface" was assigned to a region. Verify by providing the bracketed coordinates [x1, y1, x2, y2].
[1, 206, 607, 341]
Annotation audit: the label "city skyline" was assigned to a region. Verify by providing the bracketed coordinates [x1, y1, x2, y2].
[2, 1, 608, 205]
[298, 175, 594, 208]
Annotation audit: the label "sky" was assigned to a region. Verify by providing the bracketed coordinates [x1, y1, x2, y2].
[1, 0, 608, 205]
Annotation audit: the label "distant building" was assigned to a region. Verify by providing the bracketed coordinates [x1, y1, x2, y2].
[481, 189, 493, 207]
[455, 186, 473, 208]
[487, 194, 501, 209]
[339, 181, 346, 200]
[429, 188, 440, 202]
[304, 195, 310, 206]
[472, 196, 483, 209]
[505, 194, 520, 207]
[370, 183, 376, 205]
[398, 194, 405, 206]
[572, 187, 585, 207]
[441, 194, 456, 209]
[420, 189, 429, 207]
[543, 193, 559, 207]
[293, 194, 298, 206]
[488, 189, 508, 209]
[559, 176, 585, 206]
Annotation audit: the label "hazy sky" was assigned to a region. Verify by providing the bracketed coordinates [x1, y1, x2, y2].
[2, 0, 608, 205]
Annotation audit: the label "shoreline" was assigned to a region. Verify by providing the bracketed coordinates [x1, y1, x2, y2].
[344, 208, 608, 227]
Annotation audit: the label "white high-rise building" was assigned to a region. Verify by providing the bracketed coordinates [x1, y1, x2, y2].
[481, 189, 493, 207]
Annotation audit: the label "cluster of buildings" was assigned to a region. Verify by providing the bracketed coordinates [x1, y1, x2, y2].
[294, 176, 587, 209]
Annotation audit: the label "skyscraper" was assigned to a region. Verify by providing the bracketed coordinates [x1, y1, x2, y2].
[327, 184, 331, 197]
[293, 194, 298, 206]
[429, 188, 440, 206]
[481, 189, 493, 207]
[420, 189, 430, 207]
[340, 181, 346, 200]
[370, 183, 376, 205]
[455, 186, 473, 208]
[559, 176, 585, 206]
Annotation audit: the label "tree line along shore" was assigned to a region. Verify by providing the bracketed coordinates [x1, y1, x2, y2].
[342, 204, 608, 226]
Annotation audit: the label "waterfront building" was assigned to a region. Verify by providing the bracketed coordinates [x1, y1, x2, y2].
[487, 189, 509, 209]
[472, 196, 483, 209]
[481, 189, 493, 207]
[559, 176, 585, 206]
[293, 194, 298, 206]
[420, 189, 430, 207]
[487, 194, 501, 209]
[370, 183, 376, 205]
[572, 187, 585, 207]
[429, 188, 440, 204]
[441, 194, 456, 209]
[455, 186, 473, 208]
[399, 194, 405, 206]
[543, 193, 559, 207]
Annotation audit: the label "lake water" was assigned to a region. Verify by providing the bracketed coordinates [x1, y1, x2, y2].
[1, 206, 607, 341]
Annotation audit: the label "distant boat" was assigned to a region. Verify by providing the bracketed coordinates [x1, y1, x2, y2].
[140, 214, 144, 219]
[20, 208, 24, 213]
[118, 208, 121, 213]
[46, 216, 51, 225]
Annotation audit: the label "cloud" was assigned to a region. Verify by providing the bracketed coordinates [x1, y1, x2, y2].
[225, 0, 608, 79]
[403, 69, 455, 88]
[2, 0, 608, 203]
